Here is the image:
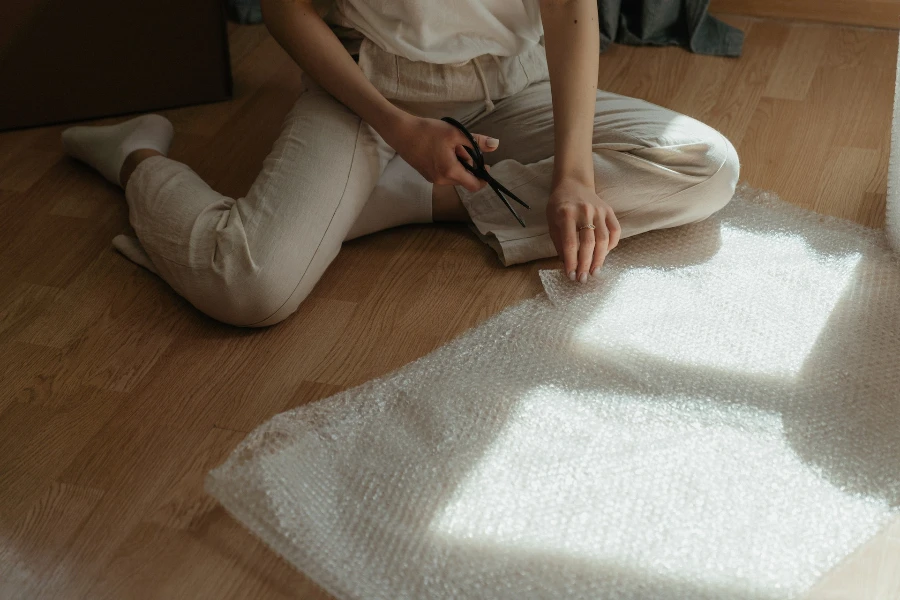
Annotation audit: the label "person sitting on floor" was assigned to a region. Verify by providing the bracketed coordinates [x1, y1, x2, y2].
[61, 0, 739, 327]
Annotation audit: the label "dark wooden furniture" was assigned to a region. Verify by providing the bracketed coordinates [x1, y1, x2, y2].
[0, 0, 232, 131]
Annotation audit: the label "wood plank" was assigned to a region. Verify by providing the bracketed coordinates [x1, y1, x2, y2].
[0, 163, 123, 294]
[0, 482, 105, 599]
[703, 20, 791, 146]
[711, 0, 900, 29]
[0, 282, 61, 345]
[0, 126, 63, 192]
[88, 511, 328, 599]
[85, 427, 321, 600]
[144, 426, 246, 530]
[763, 25, 831, 101]
[596, 43, 696, 109]
[0, 151, 60, 193]
[815, 147, 885, 224]
[0, 386, 123, 525]
[662, 16, 756, 123]
[0, 342, 77, 407]
[210, 303, 356, 432]
[817, 37, 896, 152]
[39, 414, 210, 598]
[737, 26, 895, 220]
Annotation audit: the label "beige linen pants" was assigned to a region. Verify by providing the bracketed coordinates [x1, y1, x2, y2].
[119, 40, 739, 327]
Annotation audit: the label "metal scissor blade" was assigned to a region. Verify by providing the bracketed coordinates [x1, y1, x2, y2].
[490, 182, 527, 227]
[489, 178, 530, 209]
[463, 145, 530, 211]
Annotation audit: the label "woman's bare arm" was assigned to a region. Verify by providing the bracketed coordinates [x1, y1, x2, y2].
[540, 0, 599, 188]
[540, 0, 621, 282]
[260, 0, 406, 136]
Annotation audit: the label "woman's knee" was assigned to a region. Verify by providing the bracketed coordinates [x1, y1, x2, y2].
[709, 134, 740, 211]
[201, 270, 310, 328]
[689, 131, 741, 220]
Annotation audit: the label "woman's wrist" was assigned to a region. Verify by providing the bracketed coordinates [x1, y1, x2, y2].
[552, 164, 595, 192]
[368, 105, 416, 147]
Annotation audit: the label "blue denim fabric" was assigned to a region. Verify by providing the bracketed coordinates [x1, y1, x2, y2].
[226, 0, 262, 24]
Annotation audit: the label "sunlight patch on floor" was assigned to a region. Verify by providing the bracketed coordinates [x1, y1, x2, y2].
[431, 387, 889, 596]
[573, 226, 861, 378]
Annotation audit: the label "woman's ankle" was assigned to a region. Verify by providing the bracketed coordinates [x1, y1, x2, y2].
[119, 149, 163, 188]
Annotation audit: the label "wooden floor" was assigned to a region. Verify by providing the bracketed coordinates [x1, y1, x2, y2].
[0, 16, 897, 600]
[710, 0, 900, 29]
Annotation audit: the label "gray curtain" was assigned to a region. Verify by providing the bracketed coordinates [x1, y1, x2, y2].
[599, 0, 744, 57]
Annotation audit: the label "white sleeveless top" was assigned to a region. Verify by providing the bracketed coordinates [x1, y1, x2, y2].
[327, 0, 543, 64]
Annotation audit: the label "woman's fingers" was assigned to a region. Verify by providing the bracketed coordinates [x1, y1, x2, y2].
[558, 213, 579, 281]
[471, 133, 500, 152]
[447, 160, 483, 192]
[607, 210, 621, 252]
[576, 224, 595, 283]
[590, 212, 611, 275]
[443, 129, 497, 190]
[455, 144, 476, 169]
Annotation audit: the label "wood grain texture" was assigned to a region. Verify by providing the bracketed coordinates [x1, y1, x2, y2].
[711, 0, 900, 29]
[0, 19, 896, 600]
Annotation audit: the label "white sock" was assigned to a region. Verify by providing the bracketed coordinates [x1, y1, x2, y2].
[61, 114, 174, 187]
[345, 155, 434, 241]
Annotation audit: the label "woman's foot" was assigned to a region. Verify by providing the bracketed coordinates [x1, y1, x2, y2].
[61, 114, 174, 188]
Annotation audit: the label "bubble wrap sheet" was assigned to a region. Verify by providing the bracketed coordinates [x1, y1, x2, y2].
[207, 185, 900, 600]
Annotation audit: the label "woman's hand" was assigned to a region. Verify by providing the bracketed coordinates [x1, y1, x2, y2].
[547, 178, 621, 283]
[386, 115, 500, 193]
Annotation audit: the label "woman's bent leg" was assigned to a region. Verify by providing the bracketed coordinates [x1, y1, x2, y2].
[125, 82, 394, 326]
[451, 81, 740, 266]
[344, 153, 434, 241]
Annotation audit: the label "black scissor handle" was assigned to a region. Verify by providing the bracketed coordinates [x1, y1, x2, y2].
[441, 117, 484, 167]
[440, 116, 530, 227]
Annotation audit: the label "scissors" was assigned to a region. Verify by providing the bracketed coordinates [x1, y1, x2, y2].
[441, 116, 530, 227]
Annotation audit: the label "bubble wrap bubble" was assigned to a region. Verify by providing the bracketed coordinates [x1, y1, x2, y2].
[206, 185, 900, 600]
[888, 31, 900, 252]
